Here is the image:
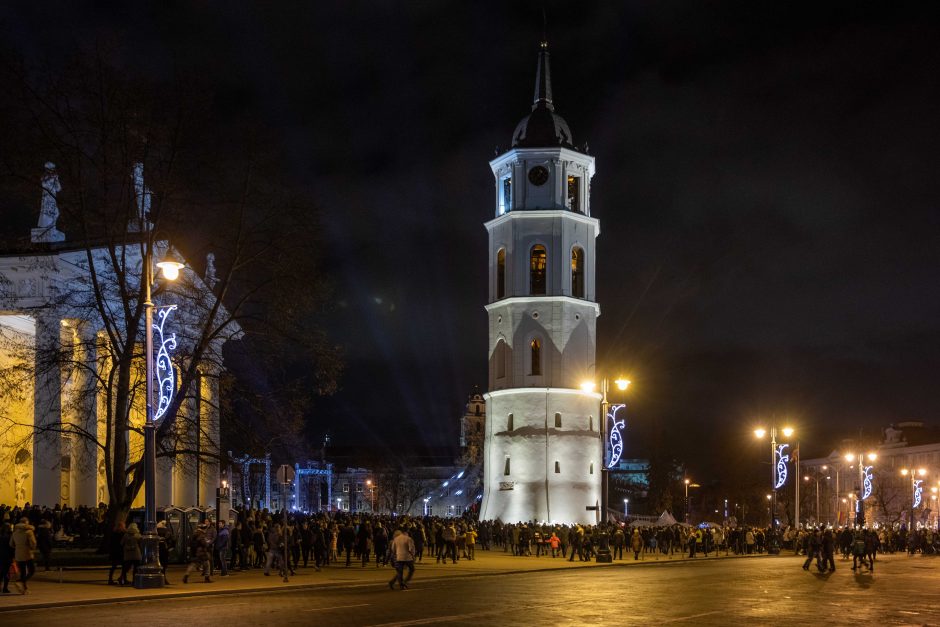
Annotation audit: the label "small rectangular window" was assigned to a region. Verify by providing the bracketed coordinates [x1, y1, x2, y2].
[499, 176, 512, 214]
[555, 461, 561, 474]
[567, 176, 581, 212]
[504, 457, 511, 475]
[590, 462, 594, 475]
[507, 413, 513, 431]
[343, 483, 350, 493]
[589, 415, 593, 431]
[356, 483, 363, 493]
[554, 412, 562, 428]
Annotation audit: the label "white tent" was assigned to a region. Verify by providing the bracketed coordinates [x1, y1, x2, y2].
[656, 511, 678, 527]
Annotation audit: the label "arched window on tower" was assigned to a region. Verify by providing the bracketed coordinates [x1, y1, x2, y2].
[530, 338, 542, 376]
[496, 248, 506, 299]
[571, 247, 584, 298]
[530, 245, 547, 295]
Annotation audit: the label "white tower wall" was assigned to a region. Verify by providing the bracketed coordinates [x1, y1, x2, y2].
[480, 42, 603, 525]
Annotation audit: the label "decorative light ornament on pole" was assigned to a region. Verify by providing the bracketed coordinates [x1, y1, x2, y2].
[900, 467, 926, 531]
[845, 451, 877, 527]
[582, 376, 629, 563]
[753, 424, 793, 554]
[581, 376, 630, 520]
[133, 247, 183, 589]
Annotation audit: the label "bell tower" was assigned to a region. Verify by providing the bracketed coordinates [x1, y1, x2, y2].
[479, 41, 601, 524]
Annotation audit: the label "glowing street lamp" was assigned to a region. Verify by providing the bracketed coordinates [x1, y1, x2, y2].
[623, 498, 629, 518]
[844, 451, 877, 527]
[900, 467, 927, 531]
[581, 375, 631, 522]
[753, 424, 794, 553]
[134, 243, 182, 589]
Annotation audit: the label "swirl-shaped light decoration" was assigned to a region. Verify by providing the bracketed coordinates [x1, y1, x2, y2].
[153, 304, 178, 422]
[913, 479, 924, 509]
[774, 443, 790, 489]
[606, 403, 626, 469]
[862, 465, 873, 500]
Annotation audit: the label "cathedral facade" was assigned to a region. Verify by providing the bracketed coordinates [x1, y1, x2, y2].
[479, 42, 602, 524]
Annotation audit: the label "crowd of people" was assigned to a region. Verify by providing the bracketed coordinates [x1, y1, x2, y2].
[4, 500, 940, 595]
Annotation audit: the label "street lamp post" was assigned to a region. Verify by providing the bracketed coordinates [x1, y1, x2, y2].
[845, 451, 876, 527]
[754, 425, 794, 554]
[623, 498, 629, 519]
[581, 376, 630, 522]
[134, 244, 183, 589]
[900, 467, 926, 534]
[367, 479, 375, 513]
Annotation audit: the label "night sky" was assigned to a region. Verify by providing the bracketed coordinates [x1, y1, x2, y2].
[3, 1, 940, 477]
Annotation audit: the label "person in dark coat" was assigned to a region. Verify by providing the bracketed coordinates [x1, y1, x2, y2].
[108, 522, 126, 585]
[0, 522, 14, 593]
[36, 520, 53, 571]
[120, 523, 142, 585]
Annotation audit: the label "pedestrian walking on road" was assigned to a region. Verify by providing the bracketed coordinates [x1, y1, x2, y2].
[108, 522, 126, 585]
[120, 522, 142, 585]
[184, 524, 212, 583]
[387, 529, 416, 590]
[11, 517, 37, 594]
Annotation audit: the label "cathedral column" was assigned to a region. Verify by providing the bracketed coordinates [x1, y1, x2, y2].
[72, 321, 100, 506]
[198, 365, 221, 509]
[32, 311, 62, 507]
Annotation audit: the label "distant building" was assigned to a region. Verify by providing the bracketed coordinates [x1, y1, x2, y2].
[800, 421, 940, 528]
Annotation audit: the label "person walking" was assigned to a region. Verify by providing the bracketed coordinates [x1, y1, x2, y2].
[10, 517, 37, 594]
[214, 521, 230, 577]
[821, 529, 836, 573]
[387, 529, 416, 590]
[120, 522, 142, 585]
[1, 522, 14, 593]
[156, 520, 173, 584]
[108, 522, 126, 585]
[631, 529, 643, 560]
[183, 523, 213, 583]
[36, 519, 53, 571]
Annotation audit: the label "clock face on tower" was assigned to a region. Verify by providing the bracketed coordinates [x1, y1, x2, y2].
[528, 166, 549, 186]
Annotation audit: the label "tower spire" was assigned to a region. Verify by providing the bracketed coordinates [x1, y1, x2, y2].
[533, 39, 553, 110]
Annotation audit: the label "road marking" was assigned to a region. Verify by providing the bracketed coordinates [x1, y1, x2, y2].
[304, 603, 371, 612]
[660, 611, 724, 623]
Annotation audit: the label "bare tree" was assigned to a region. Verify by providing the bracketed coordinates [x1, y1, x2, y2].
[0, 49, 340, 526]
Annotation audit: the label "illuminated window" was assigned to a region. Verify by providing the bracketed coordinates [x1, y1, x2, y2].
[496, 248, 506, 299]
[495, 339, 507, 379]
[530, 338, 542, 375]
[567, 175, 581, 212]
[343, 483, 349, 493]
[499, 176, 512, 214]
[507, 413, 513, 431]
[555, 461, 561, 474]
[555, 412, 562, 428]
[504, 457, 511, 475]
[530, 245, 547, 295]
[571, 247, 584, 298]
[356, 483, 363, 493]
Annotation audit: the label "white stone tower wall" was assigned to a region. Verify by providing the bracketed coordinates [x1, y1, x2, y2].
[480, 110, 603, 523]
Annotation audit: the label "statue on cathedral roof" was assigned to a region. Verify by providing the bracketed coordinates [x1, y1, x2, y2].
[31, 162, 65, 243]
